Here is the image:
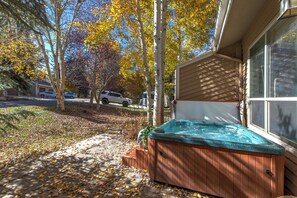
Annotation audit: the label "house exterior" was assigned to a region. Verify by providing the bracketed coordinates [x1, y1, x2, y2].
[175, 0, 297, 195]
[4, 80, 53, 97]
[30, 80, 53, 97]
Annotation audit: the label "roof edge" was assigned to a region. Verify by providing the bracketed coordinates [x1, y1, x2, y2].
[176, 51, 242, 69]
[176, 50, 215, 69]
[213, 0, 233, 51]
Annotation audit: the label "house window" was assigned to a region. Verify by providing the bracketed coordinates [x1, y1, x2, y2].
[269, 101, 297, 143]
[250, 36, 265, 98]
[250, 101, 265, 128]
[249, 16, 297, 145]
[250, 37, 265, 129]
[267, 16, 297, 97]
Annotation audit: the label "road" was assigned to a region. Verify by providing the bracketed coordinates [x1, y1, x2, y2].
[0, 98, 90, 108]
[0, 97, 145, 109]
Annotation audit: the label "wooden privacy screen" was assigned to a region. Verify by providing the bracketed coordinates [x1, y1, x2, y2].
[148, 139, 285, 198]
[179, 55, 241, 102]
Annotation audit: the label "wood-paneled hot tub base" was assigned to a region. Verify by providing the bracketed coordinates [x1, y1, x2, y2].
[122, 145, 148, 170]
[148, 138, 285, 198]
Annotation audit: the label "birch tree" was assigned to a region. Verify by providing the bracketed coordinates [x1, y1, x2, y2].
[86, 0, 154, 124]
[86, 0, 219, 124]
[153, 0, 162, 126]
[153, 0, 169, 126]
[135, 0, 153, 124]
[35, 0, 83, 111]
[153, 0, 218, 125]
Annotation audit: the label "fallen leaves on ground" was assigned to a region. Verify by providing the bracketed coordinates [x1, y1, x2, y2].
[0, 133, 210, 197]
[0, 103, 211, 197]
[0, 103, 146, 169]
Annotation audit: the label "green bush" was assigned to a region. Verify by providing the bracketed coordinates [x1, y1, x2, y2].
[139, 126, 156, 148]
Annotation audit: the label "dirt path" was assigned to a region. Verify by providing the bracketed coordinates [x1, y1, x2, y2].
[0, 133, 211, 197]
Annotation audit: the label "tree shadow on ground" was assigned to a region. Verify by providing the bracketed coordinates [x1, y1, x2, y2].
[0, 154, 211, 197]
[0, 134, 146, 197]
[0, 155, 144, 197]
[0, 133, 212, 198]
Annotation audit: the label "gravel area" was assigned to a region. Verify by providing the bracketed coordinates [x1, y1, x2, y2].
[0, 133, 211, 197]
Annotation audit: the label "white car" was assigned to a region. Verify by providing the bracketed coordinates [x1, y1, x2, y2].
[100, 91, 132, 107]
[39, 91, 56, 98]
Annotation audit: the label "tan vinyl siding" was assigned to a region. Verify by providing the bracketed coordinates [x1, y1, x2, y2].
[218, 42, 242, 59]
[242, 0, 280, 63]
[179, 55, 240, 102]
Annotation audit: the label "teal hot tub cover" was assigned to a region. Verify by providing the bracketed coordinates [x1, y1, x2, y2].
[149, 119, 285, 155]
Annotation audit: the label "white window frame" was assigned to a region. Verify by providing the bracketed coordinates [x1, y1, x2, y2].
[247, 13, 297, 150]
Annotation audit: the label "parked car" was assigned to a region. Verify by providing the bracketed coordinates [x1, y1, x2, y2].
[100, 90, 132, 107]
[64, 92, 77, 98]
[39, 91, 56, 98]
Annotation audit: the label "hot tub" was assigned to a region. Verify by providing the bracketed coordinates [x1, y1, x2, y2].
[148, 119, 285, 197]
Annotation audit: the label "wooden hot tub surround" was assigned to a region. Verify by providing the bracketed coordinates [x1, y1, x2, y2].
[148, 138, 285, 198]
[122, 145, 148, 170]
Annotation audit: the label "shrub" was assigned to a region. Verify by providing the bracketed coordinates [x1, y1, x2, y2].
[139, 126, 156, 149]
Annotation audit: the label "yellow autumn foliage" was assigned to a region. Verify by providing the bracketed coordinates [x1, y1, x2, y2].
[0, 34, 44, 79]
[78, 0, 219, 95]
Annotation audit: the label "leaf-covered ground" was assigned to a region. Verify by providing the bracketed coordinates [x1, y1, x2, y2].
[0, 103, 211, 197]
[0, 103, 144, 168]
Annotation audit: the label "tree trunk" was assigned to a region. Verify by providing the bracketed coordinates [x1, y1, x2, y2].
[54, 0, 65, 111]
[96, 92, 101, 110]
[178, 29, 183, 64]
[35, 0, 81, 112]
[90, 89, 94, 104]
[94, 88, 99, 104]
[56, 94, 65, 111]
[153, 0, 161, 126]
[59, 52, 66, 111]
[136, 0, 152, 125]
[159, 0, 168, 124]
[153, 0, 166, 126]
[35, 34, 57, 95]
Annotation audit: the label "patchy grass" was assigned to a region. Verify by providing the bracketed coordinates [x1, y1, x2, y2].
[0, 103, 146, 169]
[0, 103, 212, 198]
[109, 104, 148, 112]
